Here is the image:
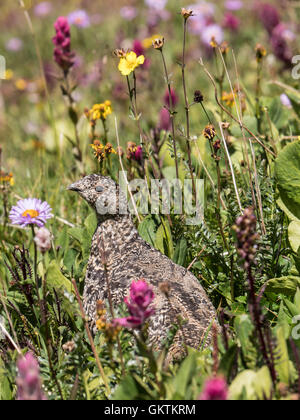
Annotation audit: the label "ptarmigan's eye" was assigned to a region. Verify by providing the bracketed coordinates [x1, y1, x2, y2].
[95, 186, 104, 193]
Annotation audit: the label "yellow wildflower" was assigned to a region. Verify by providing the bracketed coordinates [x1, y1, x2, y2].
[221, 91, 236, 107]
[118, 51, 145, 76]
[15, 78, 27, 91]
[142, 34, 163, 49]
[90, 141, 116, 163]
[86, 101, 113, 125]
[0, 171, 14, 186]
[5, 69, 13, 80]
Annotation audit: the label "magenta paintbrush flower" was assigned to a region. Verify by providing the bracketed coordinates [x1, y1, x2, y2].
[9, 198, 53, 228]
[199, 376, 228, 400]
[16, 352, 46, 400]
[52, 16, 75, 72]
[114, 279, 155, 329]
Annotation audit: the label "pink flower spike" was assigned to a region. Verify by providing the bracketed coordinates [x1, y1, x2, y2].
[199, 376, 228, 401]
[113, 279, 155, 330]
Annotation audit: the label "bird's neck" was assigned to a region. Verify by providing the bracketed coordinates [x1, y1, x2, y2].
[94, 214, 138, 254]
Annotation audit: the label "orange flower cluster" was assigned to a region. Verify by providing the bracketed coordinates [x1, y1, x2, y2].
[90, 140, 117, 163]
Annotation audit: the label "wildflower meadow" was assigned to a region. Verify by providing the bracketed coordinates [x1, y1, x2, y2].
[1, 0, 300, 403]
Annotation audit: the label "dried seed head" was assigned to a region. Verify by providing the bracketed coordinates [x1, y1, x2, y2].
[152, 37, 165, 50]
[203, 124, 217, 141]
[113, 48, 127, 58]
[181, 8, 194, 19]
[194, 90, 204, 103]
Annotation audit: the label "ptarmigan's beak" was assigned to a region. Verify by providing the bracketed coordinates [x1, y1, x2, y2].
[67, 181, 82, 192]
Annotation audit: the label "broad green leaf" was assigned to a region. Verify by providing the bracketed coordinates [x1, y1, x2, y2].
[252, 366, 272, 400]
[266, 276, 300, 296]
[46, 260, 73, 294]
[274, 326, 294, 385]
[229, 370, 257, 400]
[170, 352, 197, 398]
[234, 314, 257, 369]
[288, 221, 300, 252]
[219, 344, 239, 381]
[275, 141, 300, 221]
[138, 215, 158, 248]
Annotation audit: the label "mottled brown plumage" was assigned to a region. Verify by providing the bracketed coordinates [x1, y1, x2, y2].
[68, 174, 219, 360]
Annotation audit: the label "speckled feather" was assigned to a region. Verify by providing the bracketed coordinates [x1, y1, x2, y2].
[68, 175, 219, 360]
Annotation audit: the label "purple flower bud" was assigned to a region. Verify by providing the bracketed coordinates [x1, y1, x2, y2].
[16, 352, 46, 400]
[164, 88, 178, 108]
[34, 227, 53, 253]
[258, 3, 280, 35]
[159, 107, 171, 131]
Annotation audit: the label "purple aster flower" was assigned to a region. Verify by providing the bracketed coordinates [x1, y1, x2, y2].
[225, 0, 243, 11]
[199, 376, 228, 400]
[120, 6, 138, 21]
[187, 2, 215, 35]
[145, 0, 168, 11]
[67, 10, 90, 28]
[9, 198, 53, 228]
[280, 94, 292, 109]
[201, 24, 224, 46]
[5, 38, 23, 52]
[34, 1, 52, 17]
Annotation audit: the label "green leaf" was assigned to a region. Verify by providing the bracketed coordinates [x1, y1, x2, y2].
[288, 221, 300, 252]
[234, 314, 257, 369]
[46, 260, 73, 294]
[173, 238, 187, 266]
[274, 326, 294, 385]
[155, 217, 174, 258]
[219, 344, 239, 381]
[266, 276, 300, 296]
[112, 375, 147, 400]
[252, 366, 273, 400]
[138, 215, 158, 248]
[275, 141, 300, 221]
[169, 351, 197, 399]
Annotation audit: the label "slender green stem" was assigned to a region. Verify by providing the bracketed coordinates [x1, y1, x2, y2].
[182, 19, 196, 200]
[159, 50, 179, 180]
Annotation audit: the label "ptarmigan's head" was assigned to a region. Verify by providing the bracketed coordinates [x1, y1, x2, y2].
[67, 174, 127, 218]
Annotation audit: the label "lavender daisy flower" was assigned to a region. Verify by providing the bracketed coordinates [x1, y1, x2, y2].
[201, 24, 224, 46]
[225, 0, 243, 11]
[5, 38, 23, 52]
[120, 6, 138, 20]
[187, 2, 215, 35]
[34, 1, 52, 17]
[67, 10, 90, 28]
[280, 93, 292, 109]
[145, 0, 168, 11]
[9, 198, 53, 228]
